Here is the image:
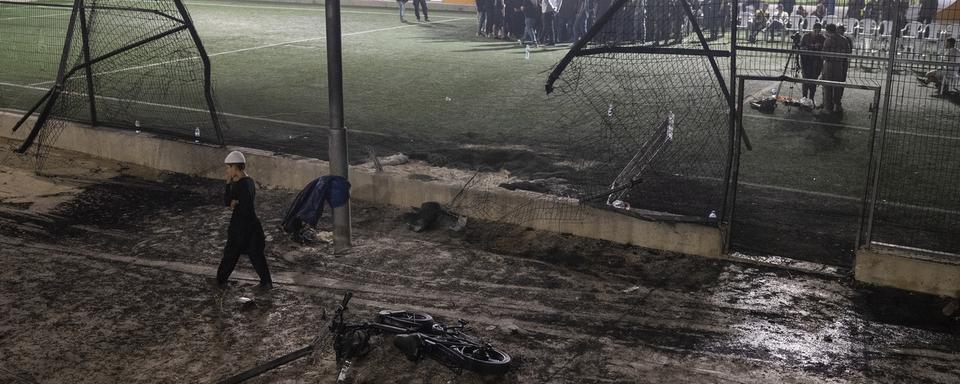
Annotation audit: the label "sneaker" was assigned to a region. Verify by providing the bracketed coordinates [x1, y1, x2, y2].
[424, 17, 429, 21]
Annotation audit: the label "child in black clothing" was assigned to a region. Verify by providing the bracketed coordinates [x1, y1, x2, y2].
[218, 151, 272, 290]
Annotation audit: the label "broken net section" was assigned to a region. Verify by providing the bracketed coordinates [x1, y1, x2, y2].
[4, 0, 225, 166]
[544, 0, 732, 223]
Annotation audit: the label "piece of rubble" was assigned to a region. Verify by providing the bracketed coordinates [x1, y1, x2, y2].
[500, 322, 526, 336]
[238, 297, 256, 311]
[379, 153, 409, 166]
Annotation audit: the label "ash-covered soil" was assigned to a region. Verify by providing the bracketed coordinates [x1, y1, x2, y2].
[0, 145, 958, 384]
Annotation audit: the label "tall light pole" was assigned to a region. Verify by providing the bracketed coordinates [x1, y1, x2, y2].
[325, 0, 351, 248]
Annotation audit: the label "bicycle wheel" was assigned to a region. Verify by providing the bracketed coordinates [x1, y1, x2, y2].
[458, 345, 511, 375]
[376, 310, 434, 332]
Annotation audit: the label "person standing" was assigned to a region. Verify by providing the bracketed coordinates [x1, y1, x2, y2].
[838, 24, 853, 102]
[542, 0, 559, 45]
[846, 0, 864, 20]
[669, 0, 684, 44]
[703, 0, 721, 40]
[521, 0, 540, 44]
[799, 22, 825, 108]
[217, 151, 272, 291]
[413, 0, 429, 22]
[397, 0, 409, 22]
[821, 23, 851, 114]
[557, 0, 578, 42]
[782, 0, 796, 14]
[489, 0, 505, 38]
[918, 0, 937, 24]
[862, 0, 877, 20]
[506, 0, 525, 40]
[477, 0, 490, 35]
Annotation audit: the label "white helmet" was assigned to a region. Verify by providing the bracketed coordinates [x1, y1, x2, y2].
[224, 150, 246, 164]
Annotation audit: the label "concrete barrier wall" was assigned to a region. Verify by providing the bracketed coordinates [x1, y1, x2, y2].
[855, 246, 960, 298]
[1, 112, 723, 257]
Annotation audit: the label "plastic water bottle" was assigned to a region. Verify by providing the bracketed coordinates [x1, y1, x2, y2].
[524, 45, 530, 60]
[194, 127, 200, 144]
[708, 210, 718, 220]
[134, 120, 141, 134]
[607, 103, 614, 117]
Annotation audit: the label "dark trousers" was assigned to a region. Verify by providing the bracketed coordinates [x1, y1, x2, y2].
[218, 227, 272, 286]
[556, 14, 574, 42]
[801, 64, 821, 99]
[478, 10, 488, 33]
[413, 0, 428, 20]
[573, 10, 588, 41]
[542, 11, 557, 44]
[822, 61, 847, 111]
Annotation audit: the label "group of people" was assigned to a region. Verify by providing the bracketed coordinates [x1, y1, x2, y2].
[474, 0, 733, 46]
[397, 0, 430, 23]
[474, 0, 602, 45]
[796, 22, 853, 114]
[747, 0, 941, 43]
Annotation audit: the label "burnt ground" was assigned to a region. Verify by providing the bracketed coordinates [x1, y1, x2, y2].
[1, 145, 959, 384]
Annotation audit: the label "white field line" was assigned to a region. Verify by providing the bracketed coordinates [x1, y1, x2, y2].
[185, 1, 462, 18]
[743, 113, 960, 141]
[0, 80, 390, 138]
[690, 173, 960, 216]
[26, 16, 473, 86]
[0, 11, 69, 21]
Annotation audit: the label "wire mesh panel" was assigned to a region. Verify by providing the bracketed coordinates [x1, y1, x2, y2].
[0, 1, 70, 86]
[726, 0, 960, 257]
[1, 0, 225, 166]
[870, 34, 960, 255]
[545, 0, 732, 223]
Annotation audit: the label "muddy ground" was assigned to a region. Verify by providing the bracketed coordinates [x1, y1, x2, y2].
[0, 143, 958, 384]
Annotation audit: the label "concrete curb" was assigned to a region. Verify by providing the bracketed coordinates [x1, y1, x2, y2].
[1, 112, 723, 258]
[855, 246, 960, 298]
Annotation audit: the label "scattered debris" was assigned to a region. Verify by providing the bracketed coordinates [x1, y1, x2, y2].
[403, 202, 465, 233]
[498, 177, 573, 195]
[499, 322, 525, 336]
[943, 297, 959, 317]
[366, 146, 383, 173]
[238, 297, 256, 311]
[378, 153, 409, 166]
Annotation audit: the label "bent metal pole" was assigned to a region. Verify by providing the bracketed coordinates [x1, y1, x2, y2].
[325, 0, 351, 248]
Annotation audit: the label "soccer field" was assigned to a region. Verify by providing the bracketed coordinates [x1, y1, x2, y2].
[2, 0, 960, 263]
[1, 0, 572, 159]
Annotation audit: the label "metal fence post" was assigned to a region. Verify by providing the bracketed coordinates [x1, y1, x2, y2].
[326, 0, 351, 249]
